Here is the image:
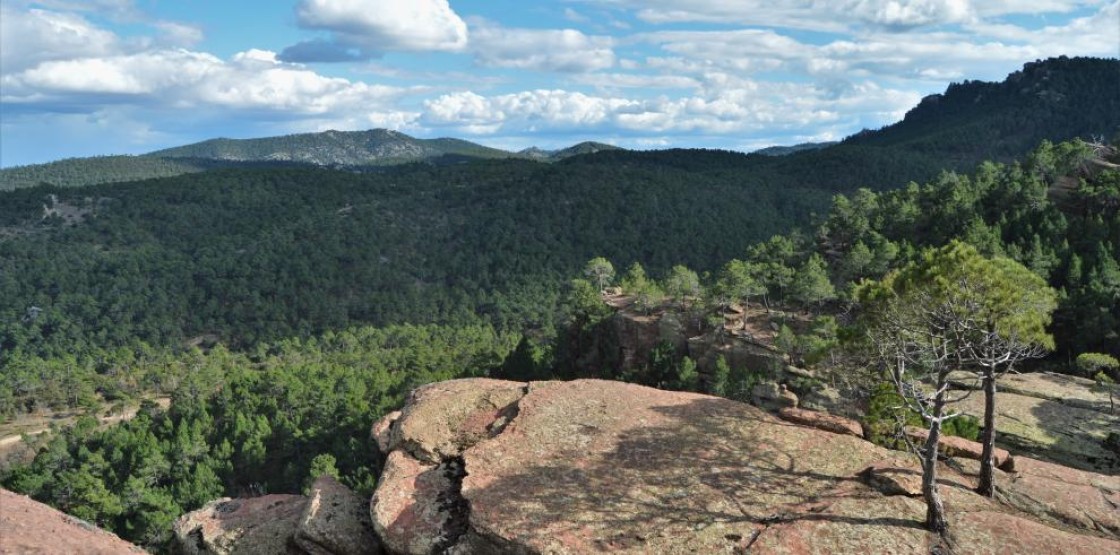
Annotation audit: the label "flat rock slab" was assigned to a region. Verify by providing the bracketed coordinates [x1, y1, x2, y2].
[1002, 457, 1120, 538]
[954, 388, 1119, 473]
[0, 488, 144, 554]
[460, 380, 898, 553]
[371, 378, 1120, 555]
[999, 372, 1115, 410]
[904, 427, 1013, 470]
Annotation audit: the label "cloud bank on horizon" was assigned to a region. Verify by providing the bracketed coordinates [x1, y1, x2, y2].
[0, 0, 1117, 166]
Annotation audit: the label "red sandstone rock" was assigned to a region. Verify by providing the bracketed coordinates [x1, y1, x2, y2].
[369, 451, 461, 555]
[369, 378, 1120, 554]
[0, 488, 143, 554]
[777, 406, 864, 437]
[1000, 456, 1120, 538]
[904, 426, 1015, 470]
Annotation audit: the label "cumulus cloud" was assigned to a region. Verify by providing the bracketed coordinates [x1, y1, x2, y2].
[419, 79, 919, 139]
[3, 47, 412, 118]
[470, 22, 616, 72]
[591, 0, 1101, 31]
[281, 0, 468, 61]
[0, 8, 120, 72]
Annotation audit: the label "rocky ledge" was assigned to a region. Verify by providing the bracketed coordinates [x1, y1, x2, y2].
[0, 488, 145, 554]
[370, 378, 1119, 554]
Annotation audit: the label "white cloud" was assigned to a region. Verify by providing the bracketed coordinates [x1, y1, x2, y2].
[419, 80, 920, 139]
[470, 22, 616, 72]
[571, 72, 701, 90]
[0, 8, 120, 72]
[154, 21, 204, 47]
[3, 47, 413, 118]
[287, 0, 468, 60]
[20, 0, 142, 20]
[591, 0, 1104, 31]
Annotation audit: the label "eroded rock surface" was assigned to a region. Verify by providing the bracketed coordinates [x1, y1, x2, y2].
[0, 488, 144, 554]
[370, 378, 1120, 554]
[389, 379, 526, 463]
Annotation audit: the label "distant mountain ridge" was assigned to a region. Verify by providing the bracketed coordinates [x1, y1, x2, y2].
[149, 129, 515, 166]
[753, 141, 837, 156]
[0, 131, 625, 190]
[150, 131, 625, 167]
[1, 56, 1117, 191]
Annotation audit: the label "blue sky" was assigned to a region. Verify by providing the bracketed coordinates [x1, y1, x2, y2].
[1, 0, 1117, 167]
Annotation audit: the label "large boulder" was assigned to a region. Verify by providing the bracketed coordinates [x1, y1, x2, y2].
[370, 378, 1120, 554]
[295, 476, 381, 555]
[750, 381, 799, 411]
[371, 410, 401, 456]
[174, 479, 379, 555]
[0, 488, 143, 554]
[173, 495, 307, 555]
[389, 379, 526, 463]
[369, 452, 465, 555]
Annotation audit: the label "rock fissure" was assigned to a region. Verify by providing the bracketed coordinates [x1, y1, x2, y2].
[431, 457, 471, 553]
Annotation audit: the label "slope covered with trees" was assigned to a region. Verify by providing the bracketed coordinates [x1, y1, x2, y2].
[3, 137, 1117, 553]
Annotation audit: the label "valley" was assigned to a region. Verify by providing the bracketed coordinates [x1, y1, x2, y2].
[1, 56, 1118, 554]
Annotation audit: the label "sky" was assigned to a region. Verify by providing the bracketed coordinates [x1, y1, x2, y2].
[1, 1, 1117, 167]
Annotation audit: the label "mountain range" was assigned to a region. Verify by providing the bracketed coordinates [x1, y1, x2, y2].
[2, 56, 1116, 191]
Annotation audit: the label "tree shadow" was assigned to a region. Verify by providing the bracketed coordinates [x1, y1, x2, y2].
[1024, 397, 1119, 473]
[463, 396, 930, 552]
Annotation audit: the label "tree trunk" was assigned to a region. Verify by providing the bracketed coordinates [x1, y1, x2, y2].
[922, 375, 950, 534]
[977, 367, 998, 497]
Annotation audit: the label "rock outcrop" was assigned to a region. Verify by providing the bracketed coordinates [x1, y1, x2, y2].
[173, 477, 380, 555]
[0, 488, 144, 554]
[370, 378, 1120, 554]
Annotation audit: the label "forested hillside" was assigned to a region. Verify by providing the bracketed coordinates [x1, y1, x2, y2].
[3, 137, 1117, 553]
[1, 55, 1118, 555]
[0, 155, 833, 364]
